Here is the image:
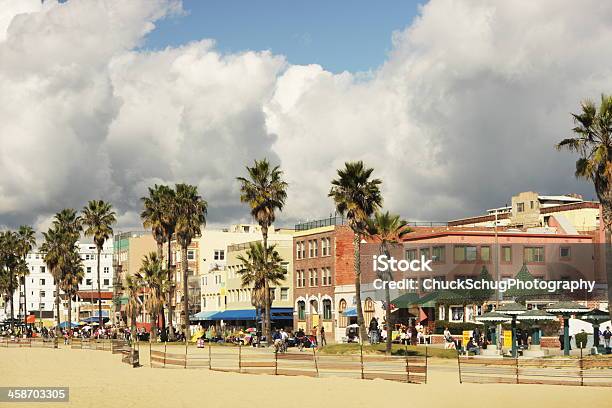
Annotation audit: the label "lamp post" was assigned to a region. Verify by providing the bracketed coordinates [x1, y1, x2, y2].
[475, 311, 511, 355]
[580, 308, 609, 352]
[546, 301, 589, 356]
[495, 302, 526, 357]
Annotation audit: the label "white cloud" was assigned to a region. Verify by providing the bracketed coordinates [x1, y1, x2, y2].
[0, 0, 610, 231]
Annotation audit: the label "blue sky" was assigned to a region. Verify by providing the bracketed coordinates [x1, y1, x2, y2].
[144, 0, 424, 73]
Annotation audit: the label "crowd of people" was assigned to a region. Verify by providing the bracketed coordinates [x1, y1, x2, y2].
[366, 317, 429, 345]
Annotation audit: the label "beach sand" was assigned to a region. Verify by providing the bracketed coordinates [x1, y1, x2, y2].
[1, 346, 610, 408]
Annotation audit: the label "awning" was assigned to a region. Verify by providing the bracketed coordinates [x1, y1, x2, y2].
[83, 316, 109, 323]
[89, 310, 109, 318]
[343, 307, 357, 317]
[209, 308, 294, 321]
[191, 311, 218, 321]
[391, 293, 420, 308]
[58, 322, 79, 328]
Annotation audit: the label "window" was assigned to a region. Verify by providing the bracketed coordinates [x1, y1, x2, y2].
[280, 288, 288, 301]
[309, 269, 318, 287]
[321, 238, 331, 256]
[321, 267, 332, 286]
[103, 279, 110, 286]
[187, 250, 195, 260]
[86, 279, 92, 285]
[323, 299, 332, 320]
[432, 246, 445, 262]
[524, 246, 545, 263]
[308, 240, 318, 258]
[420, 247, 430, 260]
[517, 202, 525, 213]
[297, 301, 306, 320]
[296, 270, 306, 288]
[363, 298, 375, 324]
[40, 291, 46, 298]
[281, 262, 289, 274]
[103, 267, 109, 274]
[454, 246, 477, 262]
[560, 247, 571, 259]
[40, 304, 45, 309]
[214, 250, 225, 261]
[502, 246, 512, 262]
[480, 246, 490, 262]
[40, 266, 45, 273]
[338, 299, 347, 328]
[86, 267, 92, 274]
[39, 279, 45, 285]
[530, 201, 535, 209]
[405, 248, 418, 261]
[296, 241, 306, 259]
[450, 306, 465, 322]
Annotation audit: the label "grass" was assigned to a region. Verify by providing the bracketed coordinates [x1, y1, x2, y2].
[318, 343, 458, 358]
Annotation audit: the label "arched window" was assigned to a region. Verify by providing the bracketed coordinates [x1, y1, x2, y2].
[322, 299, 332, 320]
[338, 299, 347, 328]
[364, 298, 375, 324]
[297, 300, 306, 321]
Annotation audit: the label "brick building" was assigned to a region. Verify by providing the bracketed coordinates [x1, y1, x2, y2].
[292, 216, 354, 342]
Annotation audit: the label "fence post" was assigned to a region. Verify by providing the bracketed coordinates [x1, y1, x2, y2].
[238, 343, 242, 373]
[163, 341, 167, 368]
[274, 349, 278, 376]
[457, 350, 462, 384]
[405, 345, 410, 383]
[149, 340, 152, 368]
[425, 346, 428, 384]
[313, 347, 319, 377]
[359, 342, 364, 380]
[184, 340, 188, 369]
[208, 342, 212, 370]
[515, 355, 519, 384]
[579, 348, 584, 386]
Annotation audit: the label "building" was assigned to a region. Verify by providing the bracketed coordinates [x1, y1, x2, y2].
[112, 231, 157, 327]
[9, 240, 114, 326]
[292, 216, 355, 343]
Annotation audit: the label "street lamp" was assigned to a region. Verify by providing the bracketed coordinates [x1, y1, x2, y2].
[495, 302, 526, 357]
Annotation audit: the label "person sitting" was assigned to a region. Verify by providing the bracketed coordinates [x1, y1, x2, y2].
[466, 338, 480, 355]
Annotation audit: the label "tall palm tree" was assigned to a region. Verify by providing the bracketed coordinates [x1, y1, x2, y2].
[124, 275, 141, 340]
[365, 211, 411, 353]
[329, 161, 383, 340]
[174, 183, 207, 334]
[237, 242, 286, 331]
[0, 231, 19, 330]
[137, 252, 169, 342]
[40, 226, 65, 336]
[142, 185, 177, 339]
[82, 200, 116, 328]
[60, 246, 84, 332]
[237, 159, 288, 341]
[16, 225, 36, 326]
[556, 94, 612, 320]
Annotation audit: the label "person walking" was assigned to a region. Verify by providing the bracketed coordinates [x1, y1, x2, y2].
[603, 326, 612, 350]
[320, 326, 327, 347]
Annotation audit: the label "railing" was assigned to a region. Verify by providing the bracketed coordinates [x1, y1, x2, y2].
[295, 216, 347, 231]
[457, 354, 612, 387]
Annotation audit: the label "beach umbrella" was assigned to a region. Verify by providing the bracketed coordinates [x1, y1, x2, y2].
[545, 301, 589, 356]
[516, 309, 557, 346]
[579, 309, 610, 348]
[246, 328, 256, 333]
[495, 303, 527, 357]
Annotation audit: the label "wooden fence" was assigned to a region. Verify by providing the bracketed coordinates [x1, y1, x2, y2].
[0, 337, 57, 348]
[458, 355, 612, 387]
[149, 343, 428, 384]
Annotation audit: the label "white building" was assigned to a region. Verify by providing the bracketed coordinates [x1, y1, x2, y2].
[7, 240, 114, 324]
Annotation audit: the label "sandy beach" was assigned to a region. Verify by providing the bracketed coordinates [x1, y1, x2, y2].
[1, 346, 610, 408]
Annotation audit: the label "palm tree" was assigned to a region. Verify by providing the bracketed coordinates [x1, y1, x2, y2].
[123, 275, 141, 340]
[0, 231, 19, 330]
[60, 246, 84, 332]
[365, 211, 411, 353]
[237, 159, 288, 341]
[137, 252, 168, 342]
[237, 242, 287, 331]
[82, 200, 116, 328]
[174, 183, 207, 334]
[142, 185, 177, 339]
[556, 94, 612, 320]
[329, 161, 383, 340]
[40, 226, 65, 336]
[16, 226, 36, 326]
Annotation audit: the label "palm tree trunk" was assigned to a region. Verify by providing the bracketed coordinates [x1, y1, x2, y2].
[606, 227, 612, 322]
[167, 236, 175, 341]
[55, 281, 61, 337]
[97, 248, 103, 330]
[182, 243, 189, 340]
[23, 277, 28, 330]
[262, 225, 271, 342]
[151, 311, 158, 342]
[68, 297, 72, 337]
[353, 233, 367, 341]
[9, 285, 15, 332]
[383, 246, 394, 354]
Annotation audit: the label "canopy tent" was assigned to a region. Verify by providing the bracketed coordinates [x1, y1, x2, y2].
[190, 311, 218, 321]
[58, 321, 79, 328]
[207, 308, 293, 321]
[82, 316, 110, 324]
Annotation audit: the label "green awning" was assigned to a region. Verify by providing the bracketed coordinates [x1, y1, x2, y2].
[392, 291, 462, 308]
[391, 292, 420, 308]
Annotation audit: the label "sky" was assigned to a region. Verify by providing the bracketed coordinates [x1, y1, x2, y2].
[0, 0, 609, 233]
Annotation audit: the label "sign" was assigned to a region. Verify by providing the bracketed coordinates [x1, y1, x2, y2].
[503, 330, 512, 348]
[462, 330, 472, 347]
[312, 314, 319, 327]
